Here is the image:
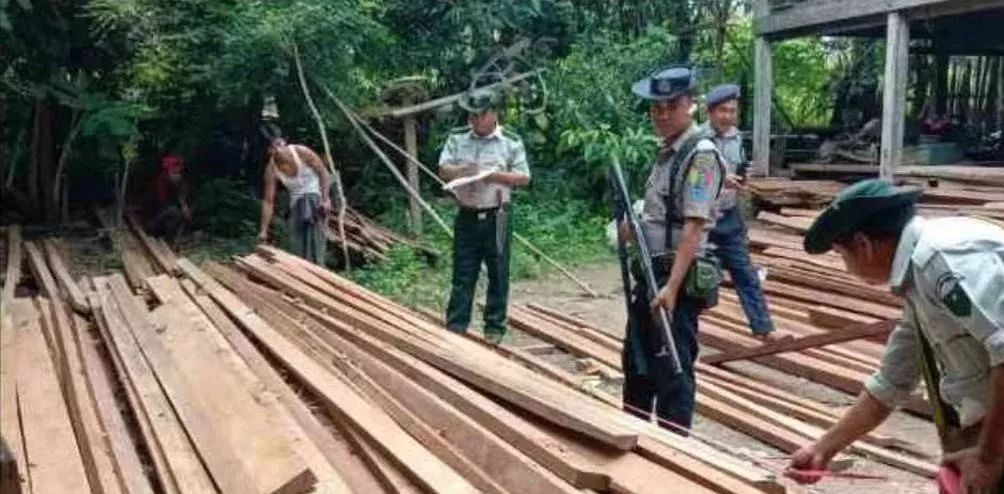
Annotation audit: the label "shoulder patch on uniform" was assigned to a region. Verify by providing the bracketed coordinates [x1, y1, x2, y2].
[936, 272, 972, 317]
[687, 160, 715, 201]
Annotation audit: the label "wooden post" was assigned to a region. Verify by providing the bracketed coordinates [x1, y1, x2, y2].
[880, 11, 909, 180]
[934, 51, 949, 117]
[404, 113, 422, 235]
[997, 56, 1003, 132]
[753, 36, 773, 177]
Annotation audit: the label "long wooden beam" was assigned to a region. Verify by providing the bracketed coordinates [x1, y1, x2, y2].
[72, 313, 154, 494]
[124, 215, 175, 275]
[702, 320, 896, 364]
[254, 247, 789, 490]
[40, 297, 121, 494]
[239, 251, 639, 450]
[87, 281, 181, 494]
[12, 299, 91, 493]
[0, 299, 28, 494]
[178, 278, 358, 494]
[41, 239, 89, 314]
[201, 260, 611, 490]
[756, 0, 944, 37]
[2, 225, 22, 304]
[143, 276, 316, 494]
[318, 323, 576, 494]
[93, 277, 217, 494]
[364, 70, 543, 119]
[176, 260, 480, 494]
[880, 10, 909, 180]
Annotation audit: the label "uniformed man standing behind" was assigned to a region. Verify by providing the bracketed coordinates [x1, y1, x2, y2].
[621, 66, 726, 431]
[788, 179, 1004, 494]
[438, 89, 530, 344]
[700, 84, 776, 338]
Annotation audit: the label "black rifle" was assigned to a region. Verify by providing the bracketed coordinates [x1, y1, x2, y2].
[609, 160, 682, 375]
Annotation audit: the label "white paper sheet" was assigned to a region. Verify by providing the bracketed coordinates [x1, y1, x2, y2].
[442, 169, 493, 191]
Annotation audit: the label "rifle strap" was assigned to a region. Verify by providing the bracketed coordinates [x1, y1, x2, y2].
[911, 300, 962, 450]
[664, 132, 727, 252]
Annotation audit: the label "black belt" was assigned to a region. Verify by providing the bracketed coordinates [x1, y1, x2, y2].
[459, 206, 501, 214]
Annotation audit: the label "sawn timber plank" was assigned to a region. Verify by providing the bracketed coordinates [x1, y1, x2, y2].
[42, 297, 122, 494]
[0, 299, 28, 494]
[237, 252, 639, 451]
[73, 312, 155, 494]
[95, 278, 217, 494]
[176, 261, 479, 494]
[200, 256, 610, 491]
[144, 276, 316, 494]
[12, 299, 91, 494]
[178, 278, 355, 494]
[41, 239, 90, 314]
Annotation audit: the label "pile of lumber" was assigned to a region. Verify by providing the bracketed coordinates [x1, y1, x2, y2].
[495, 304, 937, 479]
[92, 208, 179, 290]
[1, 226, 792, 493]
[327, 207, 437, 264]
[749, 178, 1004, 226]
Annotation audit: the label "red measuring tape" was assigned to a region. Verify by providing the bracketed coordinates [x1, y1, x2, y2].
[938, 465, 963, 494]
[782, 469, 890, 481]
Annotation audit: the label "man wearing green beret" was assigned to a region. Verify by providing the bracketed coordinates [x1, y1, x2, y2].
[438, 88, 530, 344]
[788, 179, 1004, 494]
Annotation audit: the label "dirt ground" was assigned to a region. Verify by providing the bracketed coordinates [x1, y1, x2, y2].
[506, 260, 940, 494]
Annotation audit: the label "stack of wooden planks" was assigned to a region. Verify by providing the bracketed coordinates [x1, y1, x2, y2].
[327, 207, 437, 264]
[2, 225, 794, 493]
[749, 173, 1004, 223]
[496, 303, 937, 479]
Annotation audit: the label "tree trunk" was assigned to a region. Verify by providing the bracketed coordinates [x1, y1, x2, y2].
[28, 101, 41, 215]
[38, 101, 56, 224]
[52, 110, 83, 221]
[116, 155, 131, 229]
[5, 128, 24, 189]
[997, 56, 1003, 131]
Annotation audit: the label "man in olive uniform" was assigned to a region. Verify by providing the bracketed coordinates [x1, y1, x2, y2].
[788, 179, 1004, 494]
[438, 89, 530, 344]
[700, 84, 775, 338]
[621, 66, 726, 431]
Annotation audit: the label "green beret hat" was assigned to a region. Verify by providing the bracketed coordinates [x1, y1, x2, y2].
[803, 179, 922, 254]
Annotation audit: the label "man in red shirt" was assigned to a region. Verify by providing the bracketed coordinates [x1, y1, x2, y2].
[149, 154, 192, 240]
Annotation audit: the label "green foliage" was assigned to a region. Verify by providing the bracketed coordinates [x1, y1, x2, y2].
[215, 0, 391, 105]
[181, 235, 257, 266]
[348, 246, 448, 309]
[191, 177, 261, 238]
[773, 38, 834, 126]
[349, 193, 607, 307]
[502, 27, 675, 198]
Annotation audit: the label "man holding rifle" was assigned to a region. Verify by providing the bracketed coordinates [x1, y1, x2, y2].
[615, 65, 726, 432]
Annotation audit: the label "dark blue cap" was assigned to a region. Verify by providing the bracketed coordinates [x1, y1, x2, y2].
[632, 66, 697, 101]
[706, 83, 740, 108]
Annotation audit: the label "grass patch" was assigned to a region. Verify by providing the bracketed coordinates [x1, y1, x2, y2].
[346, 195, 609, 312]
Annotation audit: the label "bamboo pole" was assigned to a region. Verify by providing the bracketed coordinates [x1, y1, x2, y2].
[321, 87, 454, 236]
[291, 42, 351, 270]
